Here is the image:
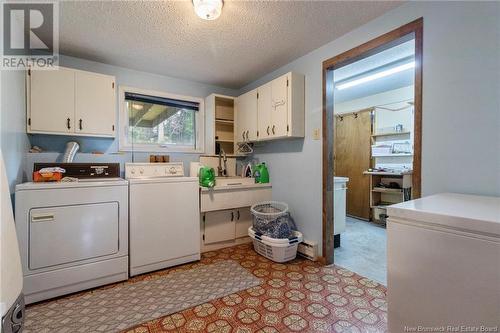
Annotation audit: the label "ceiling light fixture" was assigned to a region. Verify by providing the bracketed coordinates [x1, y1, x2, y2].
[336, 61, 416, 90]
[193, 0, 223, 20]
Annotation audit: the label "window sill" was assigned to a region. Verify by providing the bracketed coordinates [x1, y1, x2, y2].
[119, 145, 204, 154]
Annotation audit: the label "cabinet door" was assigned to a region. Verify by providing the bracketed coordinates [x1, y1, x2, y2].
[257, 82, 272, 140]
[235, 93, 247, 143]
[271, 74, 289, 137]
[235, 208, 253, 239]
[236, 89, 258, 142]
[29, 68, 75, 133]
[204, 210, 236, 244]
[75, 71, 116, 136]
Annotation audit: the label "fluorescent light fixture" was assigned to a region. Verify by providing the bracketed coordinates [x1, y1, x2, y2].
[336, 61, 415, 90]
[193, 0, 223, 20]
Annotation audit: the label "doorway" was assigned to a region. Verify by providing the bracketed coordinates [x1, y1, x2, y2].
[321, 19, 423, 279]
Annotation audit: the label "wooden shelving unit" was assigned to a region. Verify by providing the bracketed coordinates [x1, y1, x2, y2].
[364, 171, 413, 224]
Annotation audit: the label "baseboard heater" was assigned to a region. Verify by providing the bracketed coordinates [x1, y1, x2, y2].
[297, 239, 318, 261]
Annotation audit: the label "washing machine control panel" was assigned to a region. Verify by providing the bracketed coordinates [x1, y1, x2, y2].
[125, 162, 184, 179]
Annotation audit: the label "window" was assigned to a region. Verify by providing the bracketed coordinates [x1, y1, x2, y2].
[119, 87, 204, 153]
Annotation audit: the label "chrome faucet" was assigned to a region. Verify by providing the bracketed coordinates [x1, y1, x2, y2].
[218, 149, 228, 177]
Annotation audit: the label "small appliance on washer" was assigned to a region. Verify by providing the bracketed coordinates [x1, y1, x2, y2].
[15, 163, 129, 304]
[126, 162, 200, 276]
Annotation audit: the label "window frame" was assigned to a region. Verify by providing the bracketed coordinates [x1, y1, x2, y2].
[118, 86, 205, 153]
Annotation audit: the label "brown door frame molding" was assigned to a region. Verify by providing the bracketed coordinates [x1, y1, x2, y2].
[321, 18, 423, 265]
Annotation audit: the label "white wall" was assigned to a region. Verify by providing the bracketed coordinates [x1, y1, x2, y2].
[0, 71, 31, 196]
[240, 1, 500, 255]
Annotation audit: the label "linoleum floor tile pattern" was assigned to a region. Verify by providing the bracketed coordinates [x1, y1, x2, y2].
[124, 244, 387, 333]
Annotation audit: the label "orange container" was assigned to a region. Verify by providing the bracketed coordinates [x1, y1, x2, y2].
[33, 171, 63, 182]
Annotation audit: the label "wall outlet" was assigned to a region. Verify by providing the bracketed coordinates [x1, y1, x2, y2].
[313, 128, 321, 140]
[297, 239, 318, 261]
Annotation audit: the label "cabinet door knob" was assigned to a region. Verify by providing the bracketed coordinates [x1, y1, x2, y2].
[236, 210, 240, 220]
[79, 119, 83, 130]
[231, 211, 234, 221]
[267, 126, 270, 135]
[242, 131, 245, 140]
[272, 125, 276, 134]
[245, 130, 249, 140]
[66, 118, 71, 130]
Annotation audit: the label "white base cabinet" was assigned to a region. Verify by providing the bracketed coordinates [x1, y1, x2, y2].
[200, 184, 272, 252]
[27, 66, 116, 138]
[203, 208, 253, 246]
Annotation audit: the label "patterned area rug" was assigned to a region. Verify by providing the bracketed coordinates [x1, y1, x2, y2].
[24, 260, 262, 333]
[126, 244, 388, 332]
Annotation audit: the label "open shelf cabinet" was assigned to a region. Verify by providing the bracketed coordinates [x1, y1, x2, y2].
[206, 94, 236, 155]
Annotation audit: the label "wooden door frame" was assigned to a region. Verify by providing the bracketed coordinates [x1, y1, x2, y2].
[321, 18, 423, 265]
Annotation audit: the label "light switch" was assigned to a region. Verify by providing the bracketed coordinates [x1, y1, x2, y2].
[313, 128, 321, 140]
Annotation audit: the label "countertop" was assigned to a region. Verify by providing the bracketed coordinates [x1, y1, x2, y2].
[387, 193, 500, 236]
[200, 183, 272, 192]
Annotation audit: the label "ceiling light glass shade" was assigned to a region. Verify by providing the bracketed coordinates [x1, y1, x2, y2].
[336, 61, 416, 90]
[193, 0, 223, 20]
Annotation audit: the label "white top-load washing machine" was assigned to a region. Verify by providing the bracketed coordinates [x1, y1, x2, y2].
[126, 162, 200, 276]
[1, 154, 24, 333]
[15, 163, 129, 304]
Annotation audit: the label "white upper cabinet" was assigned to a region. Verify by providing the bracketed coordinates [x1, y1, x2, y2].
[235, 89, 258, 143]
[235, 72, 304, 143]
[28, 67, 116, 138]
[29, 68, 75, 134]
[75, 71, 116, 136]
[270, 75, 289, 137]
[257, 83, 272, 140]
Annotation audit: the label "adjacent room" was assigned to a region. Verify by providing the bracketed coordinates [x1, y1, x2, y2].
[332, 37, 417, 285]
[1, 1, 499, 333]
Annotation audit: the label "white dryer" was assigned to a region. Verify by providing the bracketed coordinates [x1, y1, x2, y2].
[15, 176, 129, 304]
[126, 162, 200, 276]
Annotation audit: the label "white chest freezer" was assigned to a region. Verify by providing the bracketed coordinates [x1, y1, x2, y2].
[387, 193, 500, 332]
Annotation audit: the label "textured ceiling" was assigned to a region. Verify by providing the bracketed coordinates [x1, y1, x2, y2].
[59, 1, 402, 89]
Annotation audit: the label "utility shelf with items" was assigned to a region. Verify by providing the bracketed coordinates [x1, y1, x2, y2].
[370, 131, 411, 138]
[364, 171, 412, 225]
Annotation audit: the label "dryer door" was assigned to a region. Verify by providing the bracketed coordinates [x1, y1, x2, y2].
[29, 202, 119, 270]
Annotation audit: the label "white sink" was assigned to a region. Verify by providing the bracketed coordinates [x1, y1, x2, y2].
[215, 177, 255, 187]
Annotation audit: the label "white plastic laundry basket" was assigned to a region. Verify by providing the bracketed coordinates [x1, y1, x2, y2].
[248, 227, 303, 263]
